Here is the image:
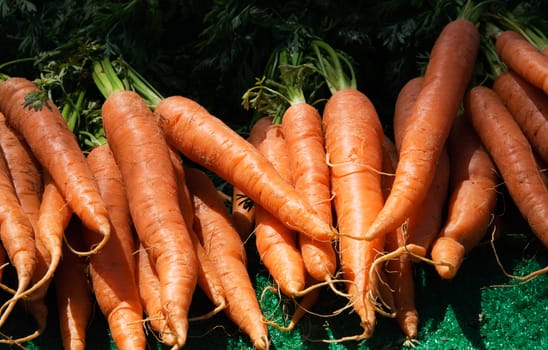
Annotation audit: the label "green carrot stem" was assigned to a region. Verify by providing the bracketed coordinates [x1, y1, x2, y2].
[310, 40, 356, 94]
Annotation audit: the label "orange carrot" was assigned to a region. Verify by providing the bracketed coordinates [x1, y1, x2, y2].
[384, 229, 418, 340]
[465, 85, 548, 248]
[54, 221, 93, 350]
[392, 76, 450, 258]
[430, 114, 499, 279]
[312, 39, 386, 339]
[0, 143, 37, 329]
[243, 48, 337, 284]
[249, 117, 306, 297]
[0, 116, 68, 345]
[4, 172, 74, 344]
[0, 111, 49, 341]
[84, 143, 145, 350]
[229, 127, 263, 242]
[186, 167, 269, 350]
[492, 70, 548, 165]
[495, 30, 548, 95]
[101, 89, 198, 348]
[401, 147, 449, 258]
[153, 96, 337, 242]
[0, 77, 111, 250]
[86, 145, 135, 275]
[391, 77, 424, 153]
[0, 112, 42, 227]
[366, 17, 480, 240]
[6, 172, 74, 320]
[135, 243, 176, 346]
[35, 171, 73, 280]
[169, 149, 227, 319]
[380, 136, 418, 340]
[281, 102, 337, 283]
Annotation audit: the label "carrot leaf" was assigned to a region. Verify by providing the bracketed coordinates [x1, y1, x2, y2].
[22, 89, 52, 112]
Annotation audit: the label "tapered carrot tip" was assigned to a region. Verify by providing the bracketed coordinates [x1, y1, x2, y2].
[252, 335, 270, 350]
[430, 237, 465, 280]
[400, 310, 419, 339]
[360, 321, 375, 340]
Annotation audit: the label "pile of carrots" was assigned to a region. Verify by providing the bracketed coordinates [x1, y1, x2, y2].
[0, 1, 546, 349]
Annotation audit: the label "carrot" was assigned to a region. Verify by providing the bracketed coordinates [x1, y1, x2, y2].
[489, 7, 548, 56]
[54, 221, 93, 350]
[430, 114, 498, 279]
[83, 143, 145, 350]
[169, 148, 227, 320]
[0, 115, 70, 346]
[492, 70, 548, 165]
[397, 121, 448, 257]
[312, 40, 385, 339]
[35, 171, 73, 280]
[185, 167, 269, 350]
[365, 13, 480, 240]
[229, 129, 259, 242]
[135, 243, 176, 346]
[1, 171, 74, 323]
[384, 229, 418, 340]
[495, 30, 548, 95]
[248, 116, 307, 297]
[480, 29, 548, 166]
[0, 143, 37, 330]
[86, 144, 135, 274]
[0, 112, 42, 228]
[0, 111, 49, 341]
[262, 48, 338, 284]
[0, 167, 46, 346]
[153, 96, 337, 242]
[282, 102, 338, 283]
[0, 77, 111, 252]
[392, 76, 450, 259]
[465, 85, 548, 248]
[99, 87, 198, 348]
[4, 170, 74, 345]
[379, 136, 418, 341]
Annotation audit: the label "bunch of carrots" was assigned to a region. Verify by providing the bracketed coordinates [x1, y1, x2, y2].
[0, 1, 545, 349]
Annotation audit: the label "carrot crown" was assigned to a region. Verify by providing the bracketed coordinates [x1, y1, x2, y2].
[480, 22, 509, 83]
[242, 46, 317, 124]
[457, 0, 490, 23]
[91, 56, 127, 99]
[309, 40, 357, 94]
[486, 4, 548, 51]
[92, 55, 164, 110]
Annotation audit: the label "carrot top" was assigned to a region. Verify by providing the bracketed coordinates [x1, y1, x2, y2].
[310, 39, 357, 94]
[92, 55, 164, 110]
[481, 23, 509, 81]
[486, 4, 548, 52]
[242, 45, 319, 124]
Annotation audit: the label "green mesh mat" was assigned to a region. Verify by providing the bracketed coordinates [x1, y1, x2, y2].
[2, 206, 547, 350]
